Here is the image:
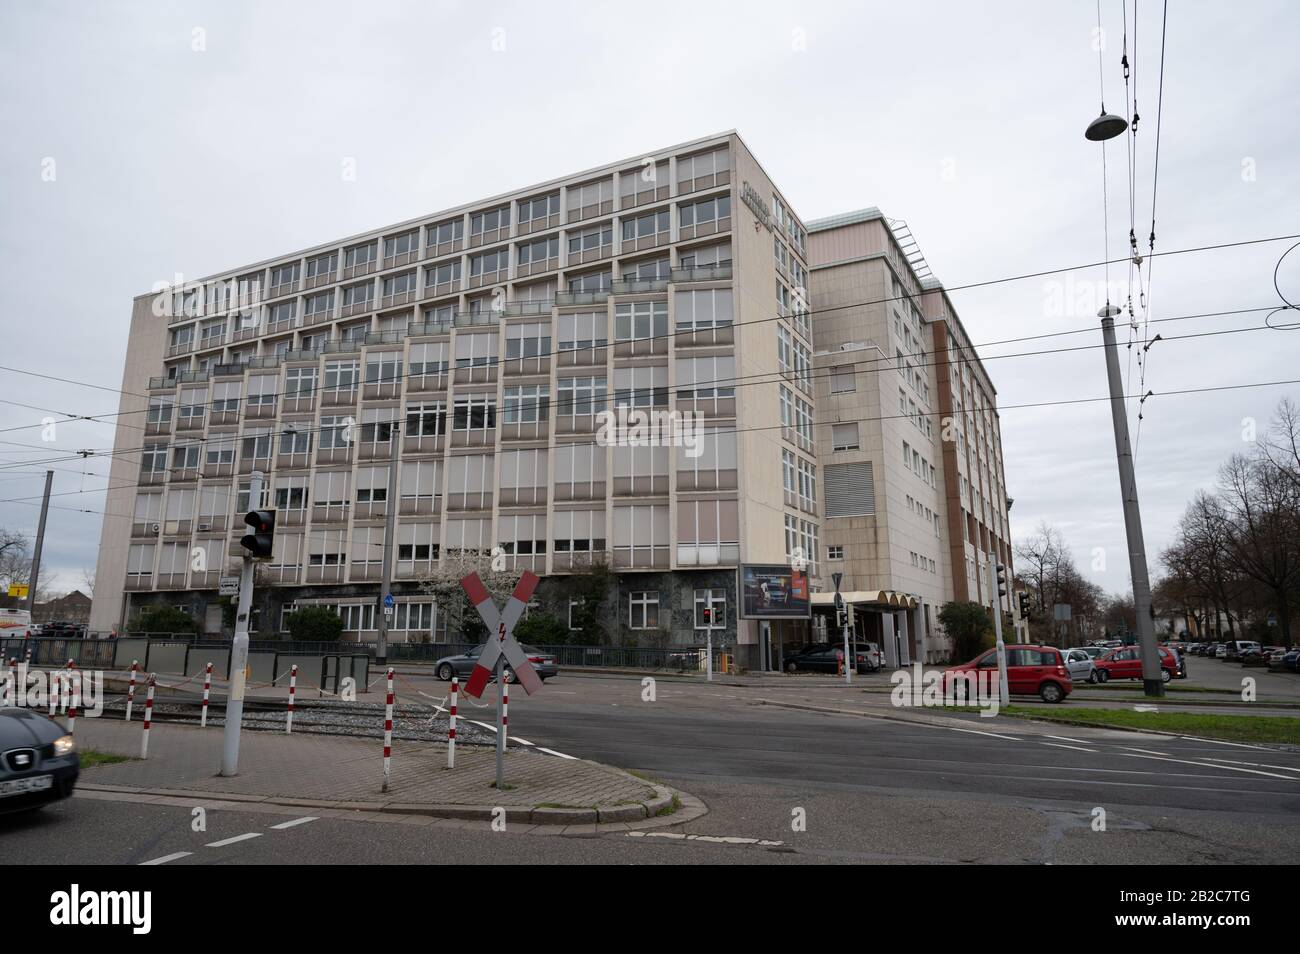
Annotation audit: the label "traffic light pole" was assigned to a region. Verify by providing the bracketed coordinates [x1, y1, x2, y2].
[222, 470, 263, 777]
[375, 420, 400, 666]
[987, 557, 1008, 707]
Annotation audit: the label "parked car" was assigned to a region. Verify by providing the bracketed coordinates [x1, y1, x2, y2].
[0, 608, 34, 640]
[433, 644, 558, 683]
[1241, 646, 1281, 667]
[1263, 648, 1289, 671]
[0, 707, 79, 814]
[1061, 647, 1099, 683]
[782, 643, 878, 675]
[1077, 645, 1107, 660]
[944, 644, 1073, 703]
[1282, 649, 1300, 673]
[1094, 645, 1179, 683]
[1224, 640, 1262, 662]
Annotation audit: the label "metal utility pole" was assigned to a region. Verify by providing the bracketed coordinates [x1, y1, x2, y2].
[833, 572, 851, 685]
[986, 558, 1008, 707]
[375, 420, 400, 664]
[1101, 312, 1164, 697]
[222, 470, 262, 776]
[25, 471, 53, 612]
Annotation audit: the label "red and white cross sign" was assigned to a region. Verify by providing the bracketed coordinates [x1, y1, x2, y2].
[459, 570, 544, 698]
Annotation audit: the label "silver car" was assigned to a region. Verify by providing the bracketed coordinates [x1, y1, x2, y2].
[1061, 648, 1098, 684]
[434, 644, 558, 683]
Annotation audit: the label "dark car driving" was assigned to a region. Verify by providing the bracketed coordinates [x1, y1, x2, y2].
[434, 644, 558, 683]
[0, 708, 79, 814]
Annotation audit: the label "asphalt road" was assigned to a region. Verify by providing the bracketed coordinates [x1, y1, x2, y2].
[11, 668, 1292, 865]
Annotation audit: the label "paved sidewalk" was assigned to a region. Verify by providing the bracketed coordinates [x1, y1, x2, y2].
[70, 718, 700, 827]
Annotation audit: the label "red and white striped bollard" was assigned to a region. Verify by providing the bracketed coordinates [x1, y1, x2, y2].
[447, 676, 458, 769]
[6, 658, 15, 707]
[382, 668, 394, 792]
[125, 660, 138, 722]
[286, 664, 297, 734]
[66, 660, 77, 736]
[501, 675, 509, 749]
[140, 674, 156, 759]
[200, 662, 212, 728]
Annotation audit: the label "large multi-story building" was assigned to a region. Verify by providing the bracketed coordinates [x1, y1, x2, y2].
[806, 209, 1015, 664]
[90, 137, 1015, 670]
[90, 132, 824, 666]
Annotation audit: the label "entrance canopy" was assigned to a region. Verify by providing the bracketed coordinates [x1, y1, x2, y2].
[811, 591, 918, 610]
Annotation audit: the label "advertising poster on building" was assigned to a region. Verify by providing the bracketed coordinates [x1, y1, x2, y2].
[739, 564, 811, 618]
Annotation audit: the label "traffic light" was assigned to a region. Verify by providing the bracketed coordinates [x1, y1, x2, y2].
[995, 564, 1008, 599]
[1018, 592, 1031, 620]
[701, 607, 712, 626]
[241, 509, 276, 557]
[834, 592, 847, 630]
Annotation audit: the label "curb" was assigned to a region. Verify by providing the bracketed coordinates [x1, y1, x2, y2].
[75, 780, 703, 830]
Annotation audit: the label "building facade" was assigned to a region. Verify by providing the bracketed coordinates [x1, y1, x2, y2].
[90, 132, 823, 665]
[807, 209, 1015, 664]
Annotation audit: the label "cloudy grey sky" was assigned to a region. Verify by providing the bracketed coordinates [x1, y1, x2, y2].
[1, 0, 1297, 600]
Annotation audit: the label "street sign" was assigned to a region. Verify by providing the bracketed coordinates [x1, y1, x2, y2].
[383, 593, 395, 609]
[459, 571, 543, 698]
[7, 584, 29, 599]
[218, 577, 240, 597]
[1053, 603, 1072, 621]
[832, 572, 842, 591]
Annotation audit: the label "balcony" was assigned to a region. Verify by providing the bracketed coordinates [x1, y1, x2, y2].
[503, 300, 552, 317]
[166, 341, 194, 358]
[454, 311, 498, 329]
[611, 278, 668, 296]
[556, 290, 609, 307]
[671, 264, 733, 283]
[364, 330, 407, 347]
[321, 339, 362, 355]
[147, 376, 175, 391]
[409, 319, 453, 337]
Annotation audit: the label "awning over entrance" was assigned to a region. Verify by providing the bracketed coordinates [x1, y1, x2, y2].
[811, 591, 918, 610]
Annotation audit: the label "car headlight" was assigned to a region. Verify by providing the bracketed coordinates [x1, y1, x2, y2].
[53, 734, 76, 757]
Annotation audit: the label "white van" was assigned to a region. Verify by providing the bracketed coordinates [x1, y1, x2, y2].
[0, 608, 34, 639]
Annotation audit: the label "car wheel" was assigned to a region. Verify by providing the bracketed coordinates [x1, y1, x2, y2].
[436, 663, 454, 682]
[1161, 668, 1172, 683]
[1088, 670, 1099, 683]
[1039, 681, 1065, 704]
[785, 661, 798, 673]
[1096, 669, 1109, 683]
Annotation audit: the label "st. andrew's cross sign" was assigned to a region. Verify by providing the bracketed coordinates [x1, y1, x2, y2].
[459, 570, 544, 697]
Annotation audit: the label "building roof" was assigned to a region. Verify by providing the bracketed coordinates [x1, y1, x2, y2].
[806, 207, 884, 232]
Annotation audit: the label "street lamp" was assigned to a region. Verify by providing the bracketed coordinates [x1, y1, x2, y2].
[1085, 109, 1128, 142]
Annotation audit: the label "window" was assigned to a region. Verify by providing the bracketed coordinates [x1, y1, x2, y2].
[409, 341, 449, 377]
[558, 312, 607, 351]
[676, 355, 735, 400]
[400, 459, 442, 508]
[284, 366, 316, 398]
[620, 209, 669, 243]
[470, 206, 510, 236]
[273, 475, 309, 512]
[197, 484, 229, 522]
[518, 192, 559, 226]
[405, 401, 446, 437]
[318, 415, 350, 450]
[396, 525, 438, 571]
[212, 381, 241, 413]
[386, 230, 418, 259]
[614, 300, 667, 342]
[147, 397, 173, 425]
[469, 248, 509, 277]
[359, 407, 396, 444]
[679, 194, 730, 227]
[694, 589, 726, 630]
[452, 395, 497, 431]
[426, 259, 461, 288]
[278, 426, 311, 456]
[126, 544, 155, 581]
[677, 500, 740, 565]
[613, 365, 668, 408]
[241, 427, 272, 461]
[831, 365, 856, 394]
[629, 591, 659, 629]
[505, 322, 550, 359]
[342, 281, 374, 309]
[621, 256, 670, 283]
[365, 351, 401, 387]
[199, 320, 225, 347]
[678, 241, 732, 270]
[832, 423, 860, 451]
[567, 269, 611, 294]
[516, 235, 558, 266]
[567, 178, 613, 216]
[355, 466, 389, 504]
[502, 385, 549, 424]
[383, 271, 417, 298]
[568, 223, 612, 256]
[247, 374, 277, 407]
[393, 600, 437, 632]
[178, 388, 206, 424]
[344, 243, 376, 270]
[828, 545, 844, 560]
[304, 291, 333, 319]
[454, 332, 498, 368]
[428, 218, 463, 246]
[556, 375, 606, 419]
[305, 252, 336, 282]
[308, 529, 348, 567]
[678, 147, 729, 185]
[552, 509, 606, 555]
[553, 443, 606, 497]
[612, 504, 669, 566]
[497, 513, 546, 557]
[675, 288, 733, 330]
[499, 448, 547, 493]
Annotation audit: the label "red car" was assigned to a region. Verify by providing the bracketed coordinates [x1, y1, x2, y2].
[1094, 645, 1177, 684]
[944, 644, 1073, 703]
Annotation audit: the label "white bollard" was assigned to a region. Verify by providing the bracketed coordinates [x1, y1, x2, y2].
[141, 675, 156, 759]
[382, 668, 394, 792]
[286, 664, 297, 734]
[201, 662, 212, 728]
[125, 660, 138, 722]
[447, 676, 458, 769]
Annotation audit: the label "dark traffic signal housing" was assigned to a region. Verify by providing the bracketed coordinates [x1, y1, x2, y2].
[995, 564, 1008, 598]
[241, 509, 276, 557]
[1018, 592, 1032, 619]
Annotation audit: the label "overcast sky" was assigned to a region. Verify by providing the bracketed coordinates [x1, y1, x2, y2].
[1, 0, 1297, 602]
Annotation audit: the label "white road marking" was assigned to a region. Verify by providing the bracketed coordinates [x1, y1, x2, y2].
[1045, 734, 1090, 744]
[628, 831, 783, 846]
[537, 747, 577, 759]
[1120, 752, 1299, 781]
[1132, 705, 1159, 712]
[1041, 741, 1098, 753]
[270, 816, 318, 830]
[206, 832, 263, 848]
[1202, 757, 1300, 775]
[1122, 747, 1171, 757]
[139, 851, 191, 866]
[944, 726, 1020, 741]
[511, 737, 534, 745]
[1179, 735, 1271, 750]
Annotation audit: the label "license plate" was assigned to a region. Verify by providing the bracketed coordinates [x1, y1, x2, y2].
[0, 775, 53, 797]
